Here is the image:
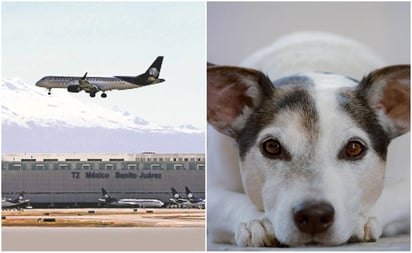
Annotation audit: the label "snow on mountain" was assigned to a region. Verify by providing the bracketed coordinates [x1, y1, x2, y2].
[2, 79, 204, 153]
[2, 78, 202, 134]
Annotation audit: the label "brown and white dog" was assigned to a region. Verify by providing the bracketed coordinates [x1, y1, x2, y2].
[207, 33, 410, 247]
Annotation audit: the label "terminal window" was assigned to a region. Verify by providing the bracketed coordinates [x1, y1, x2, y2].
[11, 164, 21, 170]
[151, 164, 162, 170]
[21, 159, 36, 162]
[35, 164, 44, 170]
[109, 158, 124, 162]
[82, 164, 91, 170]
[174, 164, 184, 170]
[87, 159, 102, 162]
[127, 164, 137, 170]
[59, 164, 68, 170]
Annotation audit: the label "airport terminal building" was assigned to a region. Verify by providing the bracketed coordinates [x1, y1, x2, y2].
[2, 153, 205, 208]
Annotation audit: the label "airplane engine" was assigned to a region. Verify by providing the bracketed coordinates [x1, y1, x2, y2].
[67, 85, 81, 93]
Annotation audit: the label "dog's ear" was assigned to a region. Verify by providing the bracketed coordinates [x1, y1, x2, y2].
[358, 65, 410, 139]
[207, 66, 272, 138]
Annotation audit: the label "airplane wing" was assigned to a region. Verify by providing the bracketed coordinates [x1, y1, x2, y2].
[78, 74, 101, 94]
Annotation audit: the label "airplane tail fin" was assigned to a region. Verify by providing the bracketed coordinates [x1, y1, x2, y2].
[185, 186, 194, 199]
[101, 188, 111, 199]
[134, 56, 165, 84]
[145, 56, 163, 78]
[114, 56, 165, 85]
[171, 187, 180, 199]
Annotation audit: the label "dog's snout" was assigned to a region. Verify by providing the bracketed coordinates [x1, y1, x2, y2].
[293, 200, 335, 235]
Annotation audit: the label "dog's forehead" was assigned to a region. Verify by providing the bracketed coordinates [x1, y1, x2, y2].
[272, 75, 315, 88]
[272, 72, 357, 89]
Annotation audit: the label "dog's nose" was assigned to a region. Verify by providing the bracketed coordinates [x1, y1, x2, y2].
[293, 200, 334, 235]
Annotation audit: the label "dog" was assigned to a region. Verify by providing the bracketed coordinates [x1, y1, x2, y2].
[207, 32, 410, 247]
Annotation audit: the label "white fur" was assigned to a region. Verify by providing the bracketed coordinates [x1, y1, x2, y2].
[207, 32, 410, 248]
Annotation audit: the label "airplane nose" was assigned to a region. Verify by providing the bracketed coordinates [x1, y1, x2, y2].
[35, 77, 50, 87]
[35, 79, 44, 87]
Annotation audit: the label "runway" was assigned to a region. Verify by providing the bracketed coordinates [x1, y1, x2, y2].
[2, 208, 204, 227]
[2, 208, 205, 250]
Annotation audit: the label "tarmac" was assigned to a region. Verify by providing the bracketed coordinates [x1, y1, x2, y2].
[3, 227, 205, 251]
[2, 208, 205, 251]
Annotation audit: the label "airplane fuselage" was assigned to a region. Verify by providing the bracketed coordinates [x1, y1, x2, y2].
[2, 199, 30, 209]
[36, 76, 143, 91]
[98, 198, 164, 208]
[168, 198, 205, 209]
[118, 198, 164, 208]
[186, 199, 205, 209]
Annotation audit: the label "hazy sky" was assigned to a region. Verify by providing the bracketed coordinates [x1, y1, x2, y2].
[2, 2, 206, 129]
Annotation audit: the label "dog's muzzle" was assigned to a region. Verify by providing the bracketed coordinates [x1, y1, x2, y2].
[293, 200, 335, 235]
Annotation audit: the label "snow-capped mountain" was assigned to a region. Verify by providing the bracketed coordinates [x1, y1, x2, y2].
[2, 78, 202, 133]
[2, 79, 204, 153]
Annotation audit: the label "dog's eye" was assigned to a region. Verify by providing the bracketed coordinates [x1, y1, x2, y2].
[260, 138, 291, 160]
[263, 139, 281, 156]
[339, 139, 367, 160]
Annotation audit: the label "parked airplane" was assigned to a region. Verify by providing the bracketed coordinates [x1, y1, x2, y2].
[36, 56, 165, 98]
[185, 186, 205, 209]
[169, 187, 190, 208]
[98, 188, 164, 208]
[2, 192, 31, 210]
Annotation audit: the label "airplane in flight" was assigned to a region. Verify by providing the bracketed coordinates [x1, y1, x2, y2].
[185, 186, 205, 209]
[2, 192, 31, 210]
[98, 188, 164, 208]
[36, 56, 165, 98]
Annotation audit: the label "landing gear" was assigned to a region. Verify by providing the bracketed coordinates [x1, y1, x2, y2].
[89, 92, 96, 98]
[48, 89, 51, 95]
[101, 93, 107, 98]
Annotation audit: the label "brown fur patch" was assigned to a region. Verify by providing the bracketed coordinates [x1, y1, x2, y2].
[207, 66, 272, 138]
[380, 80, 410, 133]
[358, 64, 410, 138]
